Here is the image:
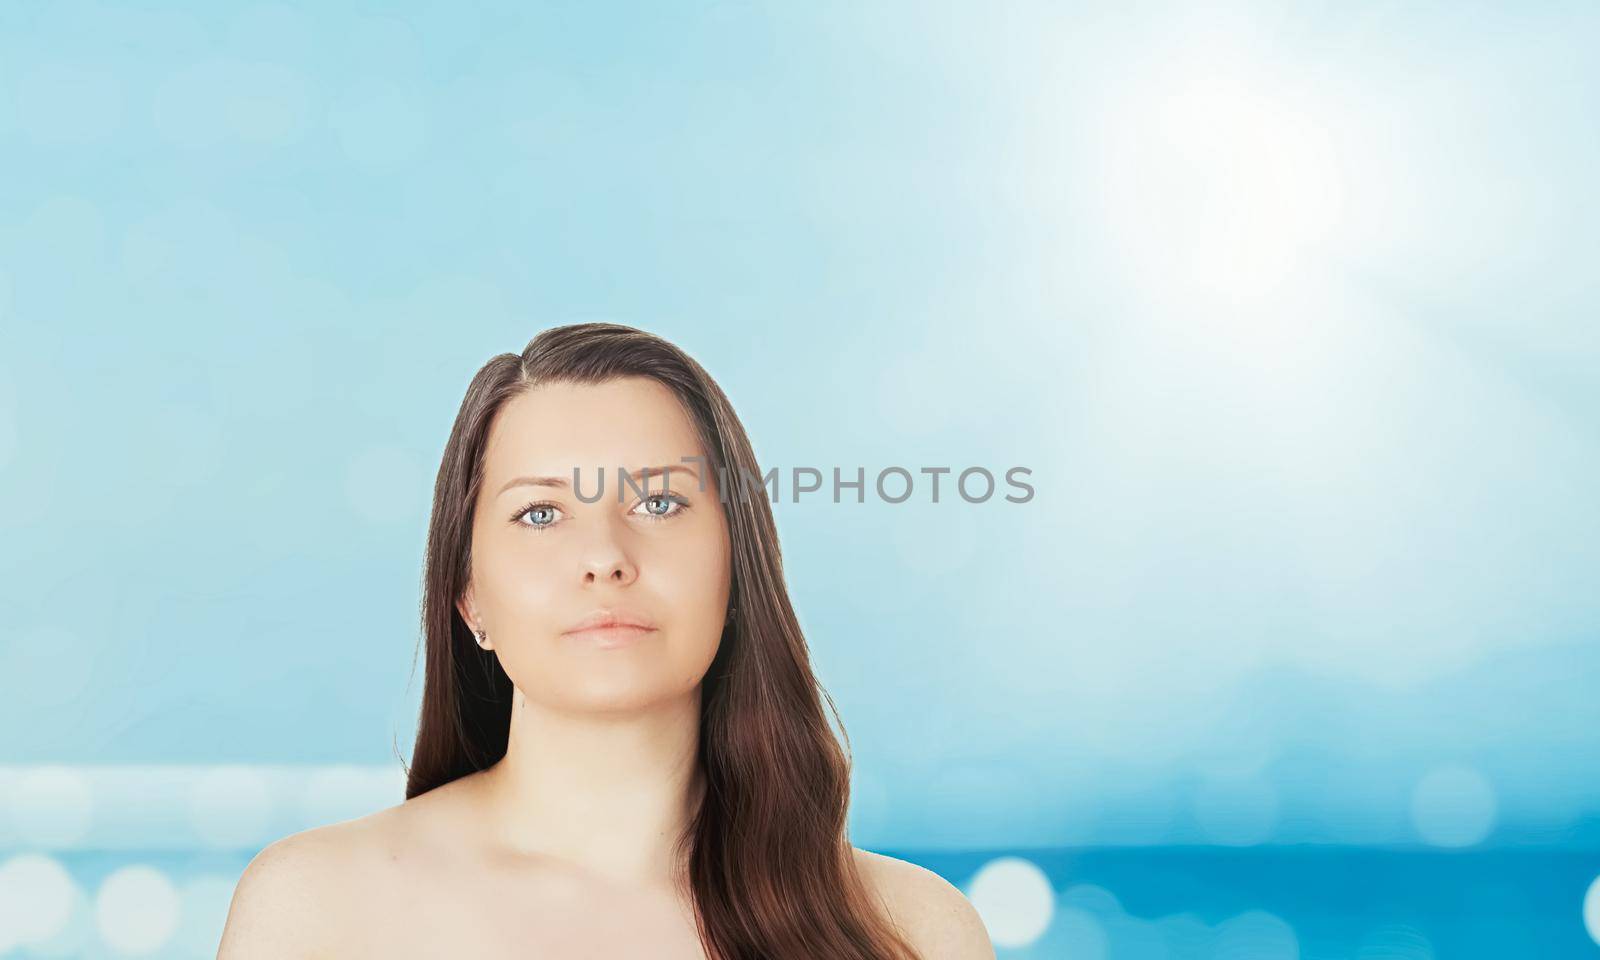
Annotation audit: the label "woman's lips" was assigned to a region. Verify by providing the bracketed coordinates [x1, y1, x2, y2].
[562, 624, 658, 648]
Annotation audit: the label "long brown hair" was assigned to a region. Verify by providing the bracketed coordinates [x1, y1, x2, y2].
[402, 322, 922, 960]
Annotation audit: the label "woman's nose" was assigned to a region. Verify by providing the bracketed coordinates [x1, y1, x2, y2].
[578, 528, 638, 585]
[582, 554, 636, 584]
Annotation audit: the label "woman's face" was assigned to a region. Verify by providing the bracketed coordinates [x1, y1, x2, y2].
[457, 376, 732, 712]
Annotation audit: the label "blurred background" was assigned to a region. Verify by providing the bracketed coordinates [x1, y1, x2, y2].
[2, 0, 1598, 957]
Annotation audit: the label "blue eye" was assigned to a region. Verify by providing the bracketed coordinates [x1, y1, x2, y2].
[635, 493, 691, 521]
[509, 492, 691, 532]
[511, 502, 564, 532]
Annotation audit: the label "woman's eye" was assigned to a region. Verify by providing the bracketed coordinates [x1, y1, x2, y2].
[636, 494, 689, 521]
[512, 494, 688, 532]
[514, 503, 563, 531]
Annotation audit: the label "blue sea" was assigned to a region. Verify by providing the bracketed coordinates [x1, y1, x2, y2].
[13, 845, 1598, 958]
[903, 846, 1600, 959]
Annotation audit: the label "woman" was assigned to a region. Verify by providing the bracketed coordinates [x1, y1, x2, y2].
[217, 323, 994, 959]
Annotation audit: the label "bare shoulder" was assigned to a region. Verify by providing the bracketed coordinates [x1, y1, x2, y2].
[215, 820, 365, 958]
[851, 847, 996, 960]
[217, 804, 409, 959]
[215, 772, 489, 958]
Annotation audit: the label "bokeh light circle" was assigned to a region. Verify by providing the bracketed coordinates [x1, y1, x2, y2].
[0, 853, 77, 947]
[190, 765, 275, 849]
[300, 764, 404, 827]
[966, 856, 1054, 948]
[10, 766, 94, 847]
[1410, 764, 1497, 847]
[95, 865, 181, 955]
[1583, 873, 1600, 948]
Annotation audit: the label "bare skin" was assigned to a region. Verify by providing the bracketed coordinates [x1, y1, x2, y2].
[217, 377, 994, 959]
[219, 773, 987, 958]
[228, 770, 712, 958]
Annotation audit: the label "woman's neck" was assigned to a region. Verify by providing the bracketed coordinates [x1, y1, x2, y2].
[472, 684, 706, 891]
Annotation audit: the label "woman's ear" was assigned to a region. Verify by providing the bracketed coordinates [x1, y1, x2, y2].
[455, 583, 479, 634]
[456, 583, 494, 650]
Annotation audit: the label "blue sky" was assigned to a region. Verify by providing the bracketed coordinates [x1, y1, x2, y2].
[2, 0, 1597, 854]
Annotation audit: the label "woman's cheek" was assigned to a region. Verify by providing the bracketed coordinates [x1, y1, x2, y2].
[651, 537, 721, 602]
[486, 544, 565, 630]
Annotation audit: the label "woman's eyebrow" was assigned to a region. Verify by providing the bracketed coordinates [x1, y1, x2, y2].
[496, 464, 701, 496]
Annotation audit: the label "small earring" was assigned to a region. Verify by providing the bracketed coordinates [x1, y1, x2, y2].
[474, 629, 489, 648]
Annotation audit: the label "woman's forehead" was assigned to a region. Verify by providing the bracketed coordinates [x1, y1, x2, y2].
[484, 378, 704, 479]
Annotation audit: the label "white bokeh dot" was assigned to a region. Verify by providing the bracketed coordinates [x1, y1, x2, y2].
[0, 853, 77, 948]
[1213, 908, 1300, 960]
[10, 766, 94, 847]
[966, 856, 1054, 948]
[1583, 873, 1600, 948]
[17, 867, 90, 958]
[190, 766, 275, 849]
[300, 765, 404, 828]
[1410, 764, 1497, 848]
[96, 865, 180, 956]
